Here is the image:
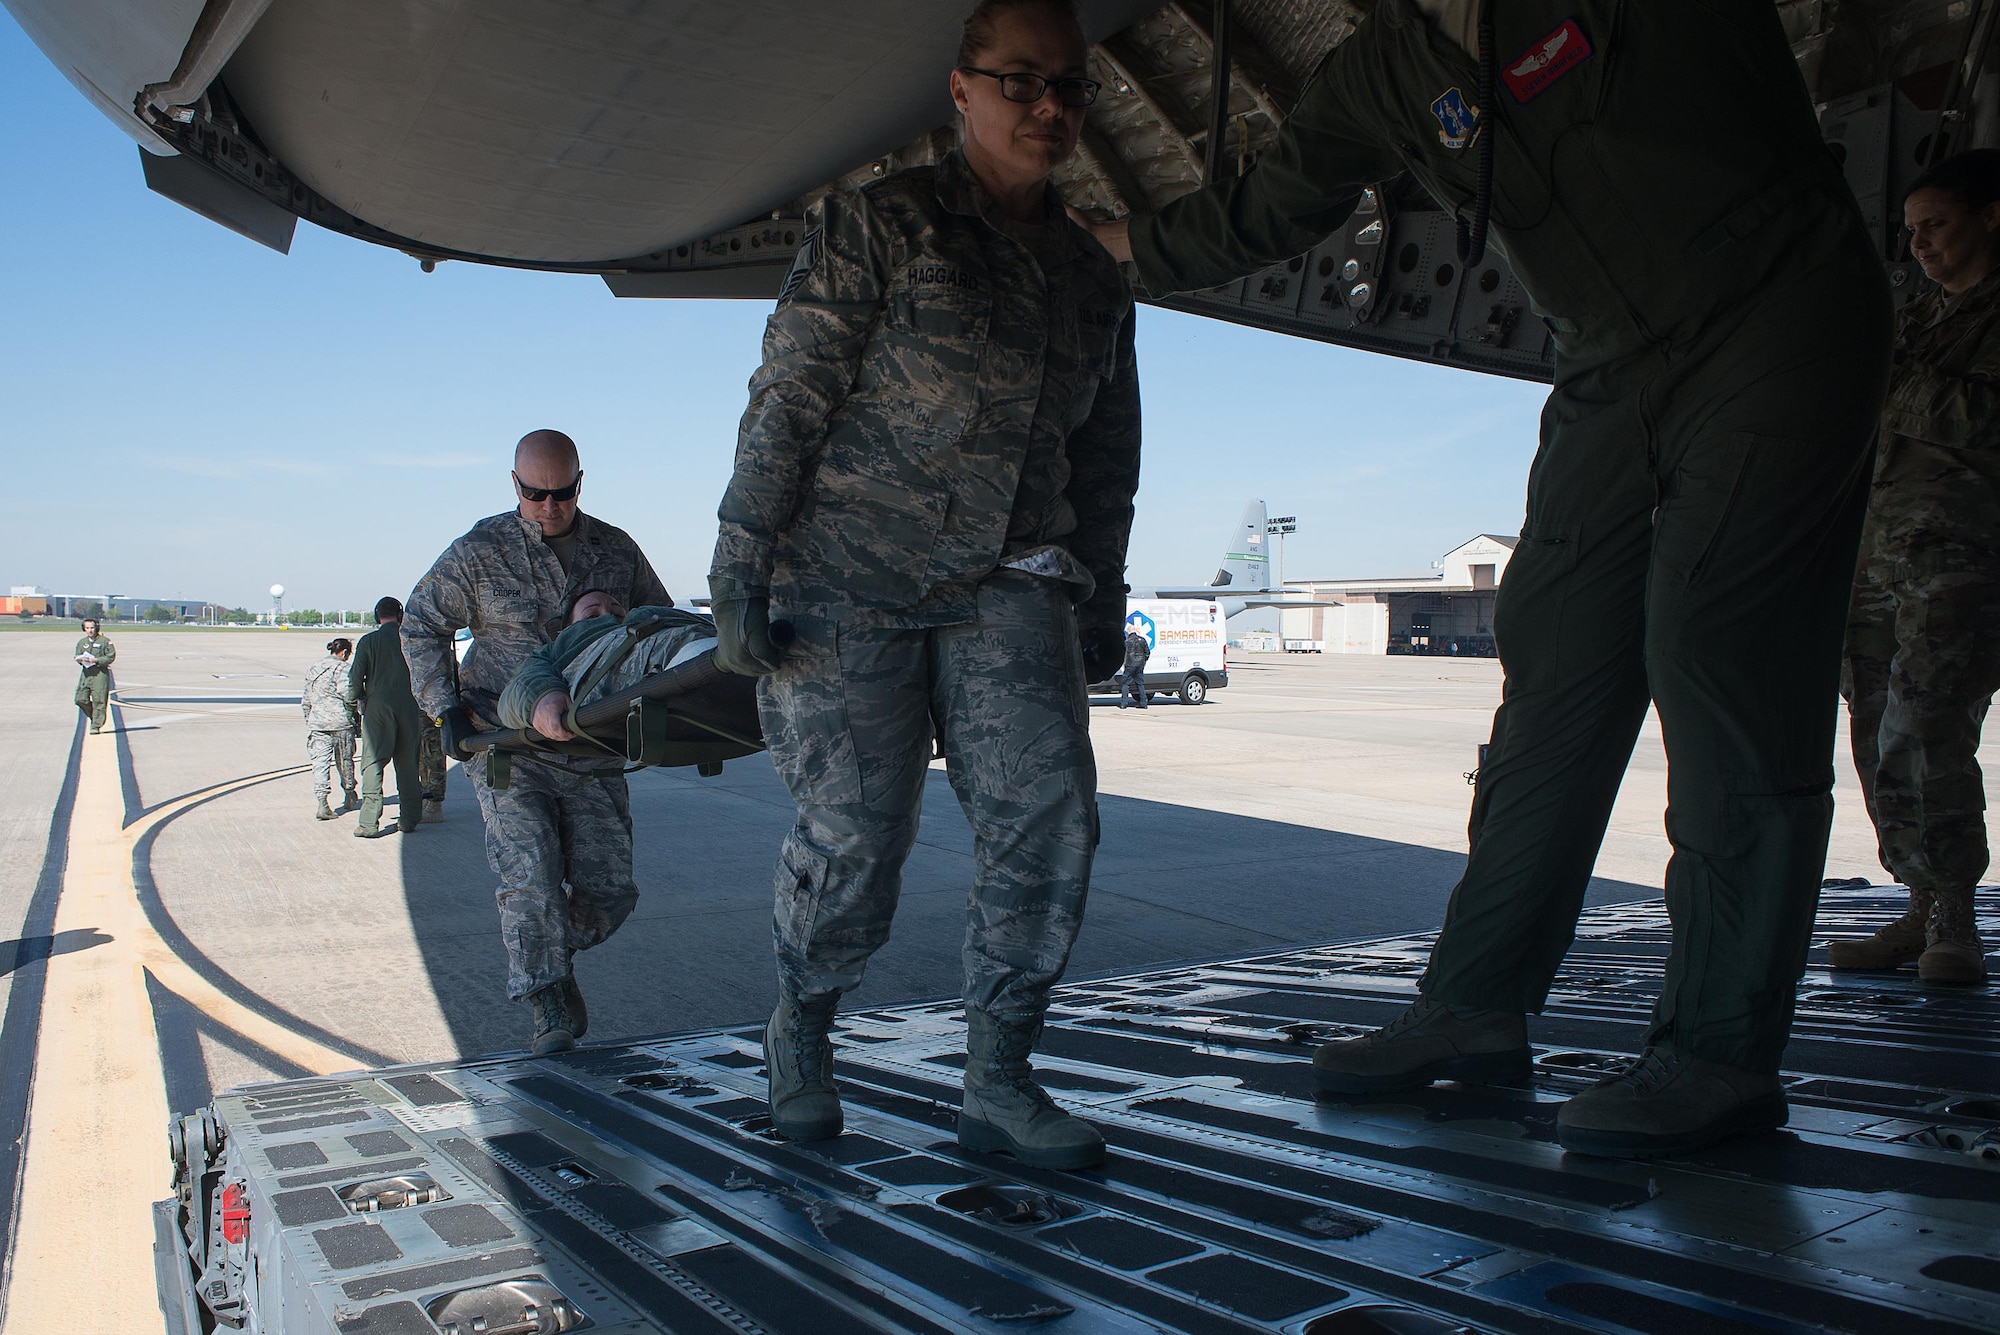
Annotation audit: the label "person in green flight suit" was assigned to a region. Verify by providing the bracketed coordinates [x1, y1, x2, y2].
[344, 596, 426, 839]
[1079, 0, 1893, 1157]
[72, 617, 115, 735]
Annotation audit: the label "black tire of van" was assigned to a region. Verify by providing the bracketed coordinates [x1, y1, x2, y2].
[1178, 673, 1209, 706]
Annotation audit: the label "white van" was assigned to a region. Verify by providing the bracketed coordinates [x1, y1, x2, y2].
[1090, 597, 1230, 705]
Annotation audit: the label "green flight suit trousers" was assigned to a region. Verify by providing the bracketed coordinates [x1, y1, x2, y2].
[77, 673, 110, 731]
[1421, 257, 1894, 1072]
[358, 709, 422, 833]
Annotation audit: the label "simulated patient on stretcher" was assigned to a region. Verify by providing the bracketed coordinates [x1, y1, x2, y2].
[495, 592, 722, 747]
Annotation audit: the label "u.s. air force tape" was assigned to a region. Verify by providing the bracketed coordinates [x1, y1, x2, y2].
[778, 227, 822, 304]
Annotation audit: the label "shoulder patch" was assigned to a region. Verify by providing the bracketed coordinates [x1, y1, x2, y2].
[1431, 87, 1480, 149]
[1502, 19, 1592, 103]
[777, 227, 822, 305]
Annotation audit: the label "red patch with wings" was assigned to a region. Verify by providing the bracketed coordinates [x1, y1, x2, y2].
[1501, 19, 1592, 103]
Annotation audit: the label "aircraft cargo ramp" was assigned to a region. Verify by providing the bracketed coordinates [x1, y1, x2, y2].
[158, 887, 2000, 1335]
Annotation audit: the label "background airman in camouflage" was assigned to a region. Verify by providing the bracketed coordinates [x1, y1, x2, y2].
[1835, 151, 2000, 986]
[403, 430, 672, 1054]
[418, 723, 447, 823]
[709, 0, 1140, 1171]
[301, 636, 359, 820]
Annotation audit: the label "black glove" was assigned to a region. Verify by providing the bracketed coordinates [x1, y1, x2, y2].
[1078, 588, 1129, 683]
[439, 706, 477, 763]
[1080, 627, 1126, 683]
[709, 578, 784, 676]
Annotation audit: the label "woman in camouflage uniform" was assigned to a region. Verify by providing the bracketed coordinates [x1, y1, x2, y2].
[301, 637, 359, 821]
[1833, 151, 2000, 986]
[708, 0, 1141, 1170]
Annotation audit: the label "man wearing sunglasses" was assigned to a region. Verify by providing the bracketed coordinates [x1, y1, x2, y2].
[404, 429, 673, 1055]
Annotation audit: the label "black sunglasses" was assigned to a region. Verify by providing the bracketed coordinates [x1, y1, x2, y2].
[959, 66, 1100, 108]
[514, 470, 581, 503]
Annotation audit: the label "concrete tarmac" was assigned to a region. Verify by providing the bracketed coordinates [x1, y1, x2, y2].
[0, 626, 1987, 1329]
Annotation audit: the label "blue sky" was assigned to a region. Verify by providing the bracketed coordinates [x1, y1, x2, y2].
[0, 10, 1548, 617]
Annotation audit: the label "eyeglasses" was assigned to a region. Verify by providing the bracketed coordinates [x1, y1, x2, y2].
[514, 471, 581, 503]
[958, 66, 1100, 108]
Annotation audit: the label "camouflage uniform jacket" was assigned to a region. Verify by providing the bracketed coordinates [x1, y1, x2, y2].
[72, 634, 115, 676]
[301, 654, 358, 732]
[710, 149, 1141, 628]
[1867, 267, 2000, 569]
[402, 510, 672, 723]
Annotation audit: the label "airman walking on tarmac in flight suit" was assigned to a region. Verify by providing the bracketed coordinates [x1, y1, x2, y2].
[72, 617, 116, 735]
[346, 598, 426, 839]
[1832, 150, 2000, 988]
[403, 431, 673, 1055]
[709, 0, 1141, 1171]
[1080, 0, 1894, 1155]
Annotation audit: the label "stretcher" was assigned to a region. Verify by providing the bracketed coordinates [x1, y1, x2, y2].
[456, 643, 765, 777]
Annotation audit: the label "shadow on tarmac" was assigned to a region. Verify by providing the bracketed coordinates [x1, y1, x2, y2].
[393, 756, 1658, 1061]
[0, 928, 110, 978]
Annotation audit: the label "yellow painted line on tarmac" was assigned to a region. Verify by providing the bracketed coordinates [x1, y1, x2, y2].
[7, 737, 353, 1333]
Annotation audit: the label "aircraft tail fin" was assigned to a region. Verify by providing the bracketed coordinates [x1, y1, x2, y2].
[1207, 499, 1271, 591]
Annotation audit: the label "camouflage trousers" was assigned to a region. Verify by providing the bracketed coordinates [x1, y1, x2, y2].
[467, 752, 639, 999]
[1843, 541, 2000, 893]
[418, 721, 447, 802]
[306, 728, 357, 801]
[759, 571, 1099, 1021]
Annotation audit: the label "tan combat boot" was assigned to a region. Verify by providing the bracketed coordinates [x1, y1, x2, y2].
[422, 799, 444, 823]
[765, 990, 843, 1141]
[1826, 888, 1931, 970]
[527, 979, 582, 1056]
[960, 1011, 1105, 1170]
[1556, 1047, 1785, 1158]
[1313, 995, 1530, 1094]
[1918, 888, 1988, 985]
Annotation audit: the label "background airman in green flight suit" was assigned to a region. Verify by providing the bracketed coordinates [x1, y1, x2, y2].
[1086, 0, 1893, 1157]
[345, 597, 426, 839]
[71, 618, 115, 734]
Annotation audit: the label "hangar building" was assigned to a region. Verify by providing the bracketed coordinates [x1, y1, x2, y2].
[1279, 535, 1517, 655]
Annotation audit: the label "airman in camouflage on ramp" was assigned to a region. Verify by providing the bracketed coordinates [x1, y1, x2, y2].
[417, 723, 447, 824]
[301, 636, 359, 820]
[403, 431, 672, 1054]
[1834, 152, 2000, 987]
[709, 0, 1140, 1171]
